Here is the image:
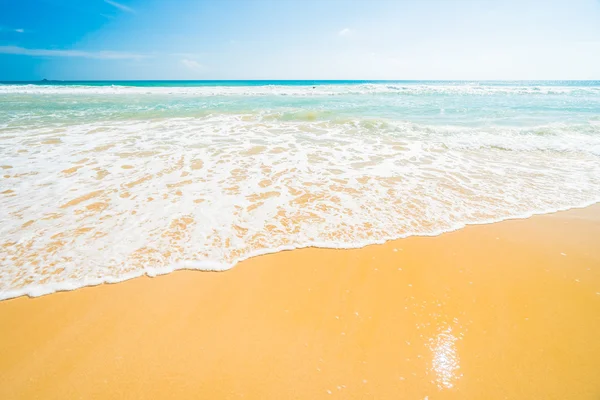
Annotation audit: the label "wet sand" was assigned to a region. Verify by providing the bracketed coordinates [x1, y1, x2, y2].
[1, 205, 599, 400]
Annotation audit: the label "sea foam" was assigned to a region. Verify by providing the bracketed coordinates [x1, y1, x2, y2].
[1, 83, 599, 300]
[2, 83, 600, 96]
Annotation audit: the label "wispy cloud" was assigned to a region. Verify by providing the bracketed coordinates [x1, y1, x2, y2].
[104, 0, 135, 14]
[180, 58, 204, 71]
[0, 26, 26, 33]
[0, 46, 147, 60]
[170, 52, 202, 58]
[338, 28, 353, 37]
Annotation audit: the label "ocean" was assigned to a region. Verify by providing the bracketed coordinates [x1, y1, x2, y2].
[1, 80, 599, 300]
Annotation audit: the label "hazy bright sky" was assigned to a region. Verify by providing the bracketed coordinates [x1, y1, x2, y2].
[1, 0, 600, 80]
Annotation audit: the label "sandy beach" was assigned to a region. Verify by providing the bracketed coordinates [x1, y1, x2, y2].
[3, 1, 600, 398]
[1, 205, 599, 399]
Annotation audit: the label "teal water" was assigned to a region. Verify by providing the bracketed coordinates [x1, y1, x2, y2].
[4, 79, 600, 86]
[1, 81, 599, 299]
[2, 80, 600, 127]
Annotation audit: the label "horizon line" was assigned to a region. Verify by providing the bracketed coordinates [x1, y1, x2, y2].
[1, 79, 599, 83]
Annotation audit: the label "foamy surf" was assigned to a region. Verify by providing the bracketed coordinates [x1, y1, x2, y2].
[1, 82, 600, 96]
[1, 81, 599, 300]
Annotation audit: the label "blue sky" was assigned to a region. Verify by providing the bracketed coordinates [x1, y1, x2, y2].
[1, 0, 600, 80]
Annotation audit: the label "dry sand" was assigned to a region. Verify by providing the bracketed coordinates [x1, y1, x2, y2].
[1, 205, 599, 399]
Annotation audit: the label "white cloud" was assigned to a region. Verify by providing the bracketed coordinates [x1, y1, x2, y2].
[0, 46, 147, 60]
[338, 28, 353, 37]
[104, 0, 135, 14]
[181, 58, 204, 71]
[0, 26, 26, 33]
[170, 52, 201, 58]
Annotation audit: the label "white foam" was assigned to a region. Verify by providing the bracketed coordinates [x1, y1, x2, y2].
[1, 115, 600, 300]
[1, 83, 599, 96]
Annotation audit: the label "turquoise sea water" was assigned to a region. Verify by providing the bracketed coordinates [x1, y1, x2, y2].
[1, 81, 599, 299]
[3, 80, 600, 125]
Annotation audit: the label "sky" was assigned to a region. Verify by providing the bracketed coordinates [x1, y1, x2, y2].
[1, 0, 600, 80]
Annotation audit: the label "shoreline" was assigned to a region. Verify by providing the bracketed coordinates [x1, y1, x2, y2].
[1, 204, 599, 399]
[3, 200, 599, 302]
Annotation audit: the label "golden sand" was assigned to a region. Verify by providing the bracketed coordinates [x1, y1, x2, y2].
[1, 205, 599, 399]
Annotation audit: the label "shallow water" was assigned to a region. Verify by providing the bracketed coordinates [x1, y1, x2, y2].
[1, 81, 599, 299]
